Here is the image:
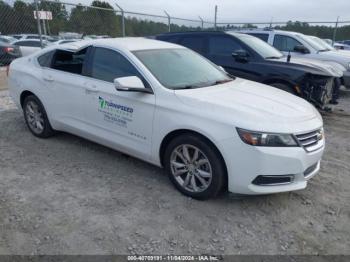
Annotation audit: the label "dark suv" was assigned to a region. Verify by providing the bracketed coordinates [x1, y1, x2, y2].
[155, 31, 340, 108]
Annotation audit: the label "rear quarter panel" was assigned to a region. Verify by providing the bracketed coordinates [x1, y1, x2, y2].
[8, 57, 53, 121]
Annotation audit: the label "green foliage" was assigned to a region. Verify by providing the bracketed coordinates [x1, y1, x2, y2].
[1, 0, 349, 41]
[275, 21, 350, 41]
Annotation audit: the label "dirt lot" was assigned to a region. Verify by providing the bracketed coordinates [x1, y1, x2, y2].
[0, 68, 7, 91]
[0, 85, 349, 255]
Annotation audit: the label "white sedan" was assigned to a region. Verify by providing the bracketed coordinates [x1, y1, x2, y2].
[12, 39, 48, 56]
[8, 38, 325, 199]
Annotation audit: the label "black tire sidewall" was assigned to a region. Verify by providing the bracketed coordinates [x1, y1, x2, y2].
[164, 134, 226, 200]
[23, 95, 54, 138]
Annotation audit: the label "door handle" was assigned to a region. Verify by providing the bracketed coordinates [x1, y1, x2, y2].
[43, 75, 54, 82]
[85, 84, 98, 93]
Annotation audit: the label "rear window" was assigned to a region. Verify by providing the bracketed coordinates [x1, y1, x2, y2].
[180, 36, 205, 54]
[14, 41, 41, 47]
[248, 33, 269, 42]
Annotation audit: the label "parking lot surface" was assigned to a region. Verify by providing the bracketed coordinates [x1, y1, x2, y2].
[0, 88, 349, 255]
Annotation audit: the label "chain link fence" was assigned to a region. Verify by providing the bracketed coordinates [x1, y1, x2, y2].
[0, 0, 349, 44]
[0, 0, 214, 40]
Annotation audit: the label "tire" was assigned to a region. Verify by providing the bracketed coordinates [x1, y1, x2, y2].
[270, 83, 296, 95]
[164, 134, 226, 200]
[23, 95, 55, 138]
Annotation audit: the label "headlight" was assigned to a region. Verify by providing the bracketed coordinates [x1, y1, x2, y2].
[237, 128, 298, 147]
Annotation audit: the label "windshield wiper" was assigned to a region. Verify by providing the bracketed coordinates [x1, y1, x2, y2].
[213, 79, 233, 85]
[265, 56, 282, 59]
[175, 85, 200, 90]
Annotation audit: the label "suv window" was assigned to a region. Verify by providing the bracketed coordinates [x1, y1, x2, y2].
[248, 33, 269, 42]
[273, 35, 303, 52]
[38, 50, 55, 67]
[51, 48, 88, 75]
[14, 41, 41, 47]
[91, 47, 144, 83]
[208, 35, 244, 55]
[180, 36, 205, 54]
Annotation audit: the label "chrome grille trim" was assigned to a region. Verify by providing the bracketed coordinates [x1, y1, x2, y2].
[295, 129, 324, 152]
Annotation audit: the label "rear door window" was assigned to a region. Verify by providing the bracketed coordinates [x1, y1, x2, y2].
[50, 47, 88, 75]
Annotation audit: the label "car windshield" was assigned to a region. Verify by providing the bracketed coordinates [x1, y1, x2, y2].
[298, 34, 328, 52]
[232, 33, 284, 59]
[133, 48, 232, 90]
[308, 36, 335, 51]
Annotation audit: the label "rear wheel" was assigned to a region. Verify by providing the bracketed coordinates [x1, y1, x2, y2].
[270, 83, 296, 95]
[164, 134, 226, 200]
[23, 95, 55, 138]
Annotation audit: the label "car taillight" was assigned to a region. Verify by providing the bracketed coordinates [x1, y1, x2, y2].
[3, 47, 14, 53]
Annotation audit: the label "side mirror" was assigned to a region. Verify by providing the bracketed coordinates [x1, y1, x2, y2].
[114, 76, 153, 94]
[293, 45, 309, 54]
[232, 50, 249, 62]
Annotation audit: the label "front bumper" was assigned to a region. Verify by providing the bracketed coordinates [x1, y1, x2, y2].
[219, 136, 324, 195]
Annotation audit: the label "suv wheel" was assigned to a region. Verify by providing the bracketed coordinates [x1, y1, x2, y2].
[23, 95, 55, 138]
[164, 134, 226, 200]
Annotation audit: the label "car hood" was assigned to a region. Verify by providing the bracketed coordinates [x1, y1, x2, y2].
[174, 78, 322, 133]
[270, 56, 344, 77]
[316, 50, 350, 65]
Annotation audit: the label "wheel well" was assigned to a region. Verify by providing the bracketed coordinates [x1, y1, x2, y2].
[20, 91, 35, 108]
[159, 129, 228, 189]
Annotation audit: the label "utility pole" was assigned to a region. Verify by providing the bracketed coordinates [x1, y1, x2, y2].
[332, 16, 339, 45]
[115, 2, 125, 37]
[34, 0, 43, 48]
[164, 11, 171, 32]
[198, 16, 204, 29]
[214, 5, 218, 30]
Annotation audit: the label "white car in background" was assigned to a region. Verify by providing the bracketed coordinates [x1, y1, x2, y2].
[53, 39, 80, 45]
[8, 38, 325, 199]
[0, 35, 17, 44]
[239, 29, 350, 88]
[12, 39, 47, 56]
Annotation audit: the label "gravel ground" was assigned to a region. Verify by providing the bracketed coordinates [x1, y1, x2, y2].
[0, 69, 7, 91]
[0, 89, 349, 255]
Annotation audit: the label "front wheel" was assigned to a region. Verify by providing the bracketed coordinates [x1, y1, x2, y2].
[164, 134, 226, 200]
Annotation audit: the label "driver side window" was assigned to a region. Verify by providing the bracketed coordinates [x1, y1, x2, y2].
[90, 47, 144, 84]
[208, 36, 245, 55]
[273, 35, 303, 52]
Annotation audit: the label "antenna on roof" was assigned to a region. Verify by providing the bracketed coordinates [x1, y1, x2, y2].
[287, 51, 291, 63]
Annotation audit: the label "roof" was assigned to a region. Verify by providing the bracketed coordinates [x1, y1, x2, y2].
[60, 37, 184, 52]
[233, 29, 303, 36]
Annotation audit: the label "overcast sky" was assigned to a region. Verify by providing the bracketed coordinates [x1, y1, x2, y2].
[91, 0, 349, 24]
[6, 0, 350, 24]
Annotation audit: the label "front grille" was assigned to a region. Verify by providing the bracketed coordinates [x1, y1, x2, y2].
[295, 129, 324, 152]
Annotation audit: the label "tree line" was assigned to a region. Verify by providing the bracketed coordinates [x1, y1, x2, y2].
[1, 0, 350, 40]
